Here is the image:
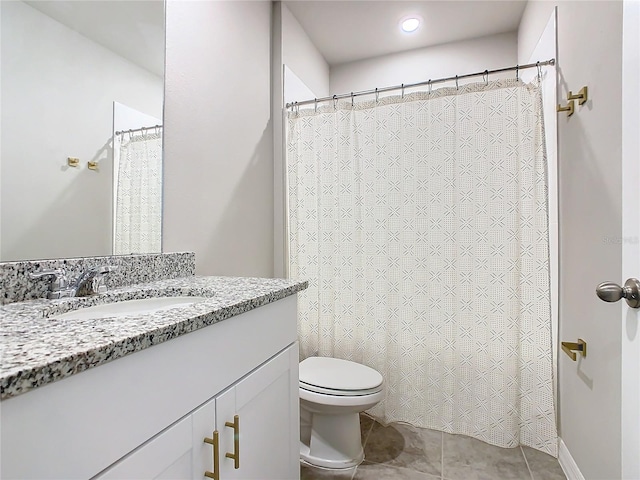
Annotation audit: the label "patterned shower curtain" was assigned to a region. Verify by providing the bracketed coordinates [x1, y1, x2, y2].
[287, 79, 557, 455]
[114, 131, 162, 255]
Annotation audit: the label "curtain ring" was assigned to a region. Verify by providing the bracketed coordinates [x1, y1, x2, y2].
[295, 101, 300, 114]
[333, 95, 338, 110]
[428, 79, 432, 94]
[401, 83, 405, 98]
[351, 92, 354, 107]
[483, 70, 489, 85]
[314, 98, 318, 113]
[375, 88, 379, 103]
[516, 64, 519, 80]
[455, 75, 459, 90]
[536, 61, 542, 81]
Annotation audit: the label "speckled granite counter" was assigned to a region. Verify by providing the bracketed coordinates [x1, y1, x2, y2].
[0, 276, 307, 400]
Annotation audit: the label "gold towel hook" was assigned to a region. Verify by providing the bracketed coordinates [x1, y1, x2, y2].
[557, 100, 575, 117]
[561, 339, 587, 361]
[568, 86, 588, 105]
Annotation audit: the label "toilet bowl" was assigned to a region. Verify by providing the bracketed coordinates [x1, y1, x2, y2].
[299, 357, 384, 469]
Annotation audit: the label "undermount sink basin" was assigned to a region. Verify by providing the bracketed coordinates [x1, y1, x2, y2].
[52, 297, 208, 321]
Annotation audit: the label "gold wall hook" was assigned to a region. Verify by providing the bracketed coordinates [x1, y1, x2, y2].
[568, 86, 588, 105]
[561, 339, 587, 361]
[557, 100, 575, 117]
[67, 157, 79, 167]
[87, 161, 99, 171]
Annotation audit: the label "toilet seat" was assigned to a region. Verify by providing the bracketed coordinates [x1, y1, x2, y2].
[299, 357, 383, 396]
[300, 381, 382, 396]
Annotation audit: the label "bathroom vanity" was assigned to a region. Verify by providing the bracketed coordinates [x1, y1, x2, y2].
[0, 275, 307, 479]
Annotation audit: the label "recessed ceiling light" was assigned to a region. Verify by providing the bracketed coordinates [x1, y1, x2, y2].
[401, 17, 421, 33]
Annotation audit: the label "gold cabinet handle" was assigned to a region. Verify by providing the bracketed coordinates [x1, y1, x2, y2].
[225, 415, 240, 469]
[204, 430, 220, 480]
[561, 339, 587, 361]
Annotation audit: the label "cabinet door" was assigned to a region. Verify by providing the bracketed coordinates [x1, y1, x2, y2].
[217, 344, 299, 480]
[95, 416, 193, 480]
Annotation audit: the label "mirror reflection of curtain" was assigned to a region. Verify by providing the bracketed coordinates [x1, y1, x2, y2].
[114, 130, 162, 254]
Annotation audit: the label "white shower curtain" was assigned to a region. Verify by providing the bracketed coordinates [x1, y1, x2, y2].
[287, 79, 557, 455]
[114, 131, 162, 255]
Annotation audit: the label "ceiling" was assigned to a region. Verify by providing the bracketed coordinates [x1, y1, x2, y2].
[25, 1, 527, 75]
[283, 0, 528, 66]
[25, 0, 164, 77]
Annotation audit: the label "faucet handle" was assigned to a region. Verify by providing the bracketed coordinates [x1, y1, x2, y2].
[29, 268, 69, 290]
[90, 265, 118, 294]
[29, 268, 72, 298]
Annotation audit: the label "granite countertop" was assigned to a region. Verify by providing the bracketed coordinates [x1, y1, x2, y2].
[0, 276, 307, 400]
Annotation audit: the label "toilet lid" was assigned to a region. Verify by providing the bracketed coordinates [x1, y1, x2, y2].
[299, 357, 383, 393]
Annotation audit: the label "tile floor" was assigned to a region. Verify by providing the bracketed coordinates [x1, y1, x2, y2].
[300, 414, 566, 480]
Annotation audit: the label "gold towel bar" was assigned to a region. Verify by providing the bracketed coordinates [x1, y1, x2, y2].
[561, 339, 587, 361]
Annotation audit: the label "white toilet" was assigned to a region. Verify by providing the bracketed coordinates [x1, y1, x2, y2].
[299, 356, 384, 469]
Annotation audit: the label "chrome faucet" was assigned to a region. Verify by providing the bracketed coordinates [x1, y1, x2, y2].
[73, 265, 118, 297]
[30, 265, 118, 299]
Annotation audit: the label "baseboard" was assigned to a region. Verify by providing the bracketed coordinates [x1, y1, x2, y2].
[558, 438, 585, 480]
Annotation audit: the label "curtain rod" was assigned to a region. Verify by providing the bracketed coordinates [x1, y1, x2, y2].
[286, 58, 555, 109]
[115, 124, 163, 136]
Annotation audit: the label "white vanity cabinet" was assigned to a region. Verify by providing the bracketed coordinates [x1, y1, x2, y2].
[193, 347, 297, 480]
[1, 295, 300, 480]
[96, 345, 298, 480]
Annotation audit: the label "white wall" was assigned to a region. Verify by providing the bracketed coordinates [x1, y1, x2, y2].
[0, 1, 163, 261]
[330, 32, 517, 95]
[281, 3, 330, 100]
[273, 2, 330, 277]
[519, 2, 624, 478]
[164, 0, 273, 277]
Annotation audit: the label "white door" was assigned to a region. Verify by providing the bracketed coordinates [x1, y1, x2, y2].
[216, 346, 299, 480]
[621, 2, 639, 478]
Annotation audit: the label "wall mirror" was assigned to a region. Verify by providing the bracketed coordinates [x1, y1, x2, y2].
[0, 0, 165, 262]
